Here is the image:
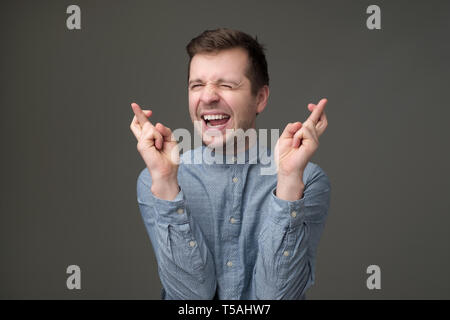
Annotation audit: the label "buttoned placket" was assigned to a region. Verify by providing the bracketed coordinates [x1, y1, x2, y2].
[224, 162, 244, 298]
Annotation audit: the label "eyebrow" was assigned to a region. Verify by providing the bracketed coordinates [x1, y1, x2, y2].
[188, 78, 241, 86]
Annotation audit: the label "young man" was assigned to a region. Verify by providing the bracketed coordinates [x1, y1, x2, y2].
[130, 28, 330, 299]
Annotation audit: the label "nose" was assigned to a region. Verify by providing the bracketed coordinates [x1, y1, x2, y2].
[200, 84, 220, 105]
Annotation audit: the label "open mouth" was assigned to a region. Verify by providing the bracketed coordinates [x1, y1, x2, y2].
[201, 113, 231, 128]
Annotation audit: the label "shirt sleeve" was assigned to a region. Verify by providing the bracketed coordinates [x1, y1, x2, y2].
[136, 169, 217, 300]
[253, 163, 331, 299]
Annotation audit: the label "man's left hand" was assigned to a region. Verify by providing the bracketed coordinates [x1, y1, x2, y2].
[274, 98, 328, 200]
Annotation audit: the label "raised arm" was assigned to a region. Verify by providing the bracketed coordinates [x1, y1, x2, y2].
[253, 99, 331, 299]
[131, 103, 216, 299]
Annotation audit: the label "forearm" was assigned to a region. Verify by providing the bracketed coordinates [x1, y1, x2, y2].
[137, 173, 217, 299]
[157, 217, 217, 300]
[252, 191, 311, 299]
[253, 230, 312, 300]
[253, 165, 331, 299]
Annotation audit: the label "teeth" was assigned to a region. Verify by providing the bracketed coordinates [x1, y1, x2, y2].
[203, 114, 230, 121]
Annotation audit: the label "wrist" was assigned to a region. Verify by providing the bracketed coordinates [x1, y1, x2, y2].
[277, 169, 304, 184]
[276, 171, 305, 201]
[151, 177, 180, 201]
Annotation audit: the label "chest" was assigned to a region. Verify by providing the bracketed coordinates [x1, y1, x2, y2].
[179, 164, 277, 241]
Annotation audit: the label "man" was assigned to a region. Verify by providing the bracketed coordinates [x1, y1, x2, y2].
[130, 28, 330, 299]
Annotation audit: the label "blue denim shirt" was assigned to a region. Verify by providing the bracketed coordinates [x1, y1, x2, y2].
[136, 141, 331, 300]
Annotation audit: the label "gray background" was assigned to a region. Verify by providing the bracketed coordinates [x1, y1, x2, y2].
[1, 0, 449, 299]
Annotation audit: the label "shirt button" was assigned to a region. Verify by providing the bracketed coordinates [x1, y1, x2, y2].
[232, 177, 239, 183]
[189, 241, 196, 247]
[230, 217, 237, 224]
[283, 251, 290, 257]
[177, 208, 184, 214]
[226, 261, 233, 267]
[291, 211, 297, 218]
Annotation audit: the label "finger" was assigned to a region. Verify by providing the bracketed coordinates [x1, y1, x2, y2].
[280, 122, 302, 139]
[155, 123, 176, 141]
[130, 109, 154, 138]
[143, 126, 164, 150]
[306, 98, 327, 125]
[307, 103, 328, 135]
[131, 103, 153, 127]
[304, 120, 319, 142]
[142, 110, 152, 117]
[130, 108, 152, 129]
[293, 123, 318, 148]
[292, 122, 318, 148]
[130, 115, 142, 139]
[316, 112, 328, 137]
[154, 129, 164, 150]
[292, 127, 304, 148]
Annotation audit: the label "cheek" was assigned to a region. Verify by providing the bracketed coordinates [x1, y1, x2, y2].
[223, 93, 244, 111]
[188, 93, 194, 105]
[188, 94, 198, 114]
[227, 95, 254, 117]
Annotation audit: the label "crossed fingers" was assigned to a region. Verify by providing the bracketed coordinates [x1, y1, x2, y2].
[278, 98, 328, 149]
[305, 98, 328, 136]
[129, 102, 174, 150]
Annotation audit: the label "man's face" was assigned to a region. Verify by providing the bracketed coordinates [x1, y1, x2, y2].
[188, 47, 266, 148]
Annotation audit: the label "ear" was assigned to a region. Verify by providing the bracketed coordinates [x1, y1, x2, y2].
[255, 85, 269, 115]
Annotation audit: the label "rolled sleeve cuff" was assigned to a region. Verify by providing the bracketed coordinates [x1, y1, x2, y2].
[270, 187, 306, 228]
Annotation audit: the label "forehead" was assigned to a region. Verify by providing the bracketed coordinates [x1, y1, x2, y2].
[189, 47, 249, 81]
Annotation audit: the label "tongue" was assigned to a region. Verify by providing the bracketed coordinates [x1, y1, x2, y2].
[208, 118, 229, 126]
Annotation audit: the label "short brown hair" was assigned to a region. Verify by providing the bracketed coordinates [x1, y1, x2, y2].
[186, 28, 269, 96]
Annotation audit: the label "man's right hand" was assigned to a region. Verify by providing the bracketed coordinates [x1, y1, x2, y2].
[130, 102, 180, 200]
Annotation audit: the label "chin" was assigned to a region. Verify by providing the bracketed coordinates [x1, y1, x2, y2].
[202, 134, 227, 149]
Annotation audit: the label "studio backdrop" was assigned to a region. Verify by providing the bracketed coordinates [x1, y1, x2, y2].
[1, 0, 449, 299]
